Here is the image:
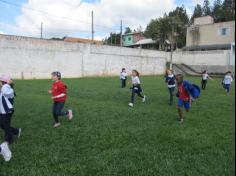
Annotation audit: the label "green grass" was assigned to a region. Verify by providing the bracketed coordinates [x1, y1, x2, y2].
[0, 76, 235, 176]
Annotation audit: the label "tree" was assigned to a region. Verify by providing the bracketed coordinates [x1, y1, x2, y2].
[124, 27, 132, 34]
[202, 0, 212, 16]
[104, 33, 121, 46]
[212, 0, 224, 22]
[222, 0, 235, 21]
[190, 4, 203, 23]
[145, 5, 190, 50]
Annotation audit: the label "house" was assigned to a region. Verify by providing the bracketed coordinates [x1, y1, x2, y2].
[122, 32, 158, 49]
[122, 32, 146, 47]
[185, 16, 235, 51]
[63, 37, 103, 45]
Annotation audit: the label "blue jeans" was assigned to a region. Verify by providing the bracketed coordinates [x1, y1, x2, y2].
[168, 87, 175, 105]
[224, 84, 231, 93]
[52, 102, 68, 123]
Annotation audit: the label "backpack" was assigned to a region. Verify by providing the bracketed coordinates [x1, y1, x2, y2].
[183, 81, 201, 99]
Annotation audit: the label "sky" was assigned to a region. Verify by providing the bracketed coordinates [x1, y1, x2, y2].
[0, 0, 213, 40]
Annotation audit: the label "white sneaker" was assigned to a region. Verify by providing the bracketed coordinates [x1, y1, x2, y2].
[18, 128, 21, 138]
[0, 142, 12, 162]
[142, 96, 146, 103]
[128, 103, 134, 107]
[68, 110, 73, 120]
[53, 122, 61, 128]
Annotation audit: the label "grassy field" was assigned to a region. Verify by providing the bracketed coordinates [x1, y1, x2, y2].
[0, 76, 235, 176]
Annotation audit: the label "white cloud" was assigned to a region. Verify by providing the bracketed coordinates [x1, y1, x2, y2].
[2, 0, 210, 39]
[3, 0, 177, 39]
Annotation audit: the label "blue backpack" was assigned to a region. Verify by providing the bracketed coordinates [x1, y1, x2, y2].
[183, 81, 201, 99]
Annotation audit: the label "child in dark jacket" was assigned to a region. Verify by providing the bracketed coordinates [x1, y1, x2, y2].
[165, 69, 176, 105]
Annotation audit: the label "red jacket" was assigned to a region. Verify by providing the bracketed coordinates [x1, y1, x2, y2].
[51, 81, 67, 102]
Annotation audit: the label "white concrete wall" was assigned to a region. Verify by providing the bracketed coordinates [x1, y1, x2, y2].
[169, 50, 230, 66]
[0, 34, 233, 79]
[0, 35, 167, 79]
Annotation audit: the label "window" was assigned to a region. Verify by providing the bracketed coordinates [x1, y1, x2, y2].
[218, 28, 230, 36]
[128, 37, 131, 41]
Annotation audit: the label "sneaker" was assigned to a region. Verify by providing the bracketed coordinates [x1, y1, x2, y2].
[0, 142, 12, 162]
[68, 110, 73, 120]
[142, 96, 146, 103]
[178, 118, 184, 124]
[53, 122, 61, 128]
[128, 103, 134, 107]
[18, 128, 21, 138]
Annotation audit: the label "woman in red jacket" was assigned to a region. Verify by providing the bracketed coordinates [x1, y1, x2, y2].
[48, 72, 73, 128]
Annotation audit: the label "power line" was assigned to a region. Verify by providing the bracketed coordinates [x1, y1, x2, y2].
[0, 0, 119, 31]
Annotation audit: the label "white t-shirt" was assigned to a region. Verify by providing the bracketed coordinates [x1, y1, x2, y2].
[132, 76, 141, 85]
[202, 73, 209, 80]
[120, 71, 127, 80]
[223, 75, 233, 85]
[1, 84, 14, 99]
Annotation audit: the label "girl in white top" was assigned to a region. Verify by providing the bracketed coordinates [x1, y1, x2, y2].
[128, 70, 146, 107]
[223, 71, 233, 94]
[201, 70, 213, 90]
[120, 68, 128, 88]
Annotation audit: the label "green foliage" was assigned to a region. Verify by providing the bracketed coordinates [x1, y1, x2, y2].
[191, 0, 235, 23]
[145, 5, 189, 49]
[0, 76, 234, 176]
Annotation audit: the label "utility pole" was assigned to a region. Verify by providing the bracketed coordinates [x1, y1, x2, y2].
[120, 20, 123, 47]
[91, 11, 94, 43]
[170, 21, 174, 70]
[40, 22, 43, 39]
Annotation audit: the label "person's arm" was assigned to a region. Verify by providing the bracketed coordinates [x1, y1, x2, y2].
[52, 93, 66, 99]
[2, 85, 14, 97]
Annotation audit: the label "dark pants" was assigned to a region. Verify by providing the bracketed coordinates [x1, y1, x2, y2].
[0, 113, 19, 144]
[168, 87, 175, 105]
[224, 84, 231, 93]
[121, 79, 126, 88]
[201, 80, 207, 90]
[130, 86, 144, 103]
[52, 102, 68, 123]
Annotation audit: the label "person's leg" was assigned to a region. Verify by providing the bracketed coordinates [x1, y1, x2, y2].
[169, 87, 174, 105]
[124, 79, 126, 88]
[184, 101, 191, 112]
[201, 80, 204, 89]
[177, 99, 184, 123]
[130, 89, 136, 104]
[8, 113, 19, 136]
[53, 102, 59, 123]
[226, 84, 230, 93]
[121, 80, 124, 88]
[55, 102, 68, 117]
[0, 115, 14, 144]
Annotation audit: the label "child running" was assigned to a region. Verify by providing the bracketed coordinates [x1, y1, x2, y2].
[223, 71, 233, 94]
[176, 74, 191, 124]
[165, 69, 176, 105]
[0, 75, 21, 162]
[201, 70, 213, 90]
[48, 72, 73, 128]
[128, 70, 146, 107]
[120, 68, 128, 88]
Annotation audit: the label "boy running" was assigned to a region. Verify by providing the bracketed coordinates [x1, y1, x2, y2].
[48, 72, 73, 128]
[176, 74, 191, 124]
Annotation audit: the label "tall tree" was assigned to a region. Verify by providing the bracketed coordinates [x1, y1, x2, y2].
[145, 5, 189, 49]
[124, 27, 132, 34]
[191, 4, 203, 23]
[212, 0, 224, 22]
[222, 0, 235, 21]
[202, 0, 212, 16]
